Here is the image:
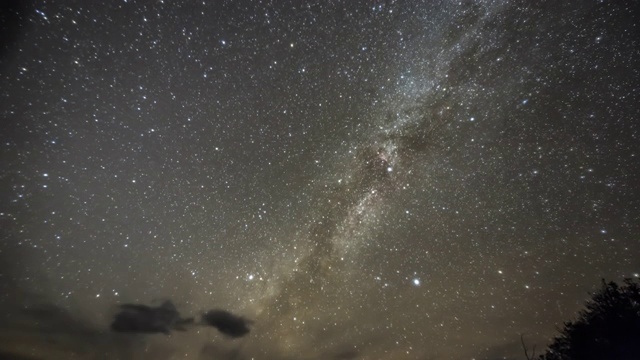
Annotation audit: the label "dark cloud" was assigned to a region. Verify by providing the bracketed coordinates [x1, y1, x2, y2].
[111, 300, 194, 334]
[0, 297, 163, 360]
[109, 301, 251, 340]
[0, 297, 255, 359]
[201, 310, 251, 338]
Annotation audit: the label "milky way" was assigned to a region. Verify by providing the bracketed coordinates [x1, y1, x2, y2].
[1, 1, 639, 359]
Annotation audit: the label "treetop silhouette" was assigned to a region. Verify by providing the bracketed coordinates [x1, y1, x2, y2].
[539, 278, 640, 360]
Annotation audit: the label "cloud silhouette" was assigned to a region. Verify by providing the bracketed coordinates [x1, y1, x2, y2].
[109, 300, 253, 340]
[111, 300, 194, 334]
[201, 310, 251, 338]
[0, 296, 160, 360]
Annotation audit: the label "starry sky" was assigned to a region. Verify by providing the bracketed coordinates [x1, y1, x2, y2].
[1, 0, 639, 359]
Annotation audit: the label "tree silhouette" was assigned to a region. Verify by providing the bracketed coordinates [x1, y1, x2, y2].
[539, 278, 640, 360]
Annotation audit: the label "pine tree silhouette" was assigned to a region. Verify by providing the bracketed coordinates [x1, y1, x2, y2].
[540, 278, 640, 360]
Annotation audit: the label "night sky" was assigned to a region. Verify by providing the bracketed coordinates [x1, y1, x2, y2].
[1, 1, 639, 359]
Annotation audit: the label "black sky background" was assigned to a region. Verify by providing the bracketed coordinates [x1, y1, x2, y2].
[1, 1, 639, 359]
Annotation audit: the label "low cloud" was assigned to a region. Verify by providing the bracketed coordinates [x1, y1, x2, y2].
[109, 301, 251, 339]
[201, 310, 252, 338]
[111, 300, 194, 334]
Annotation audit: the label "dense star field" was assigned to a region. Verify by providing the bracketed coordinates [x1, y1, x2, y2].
[1, 1, 639, 359]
